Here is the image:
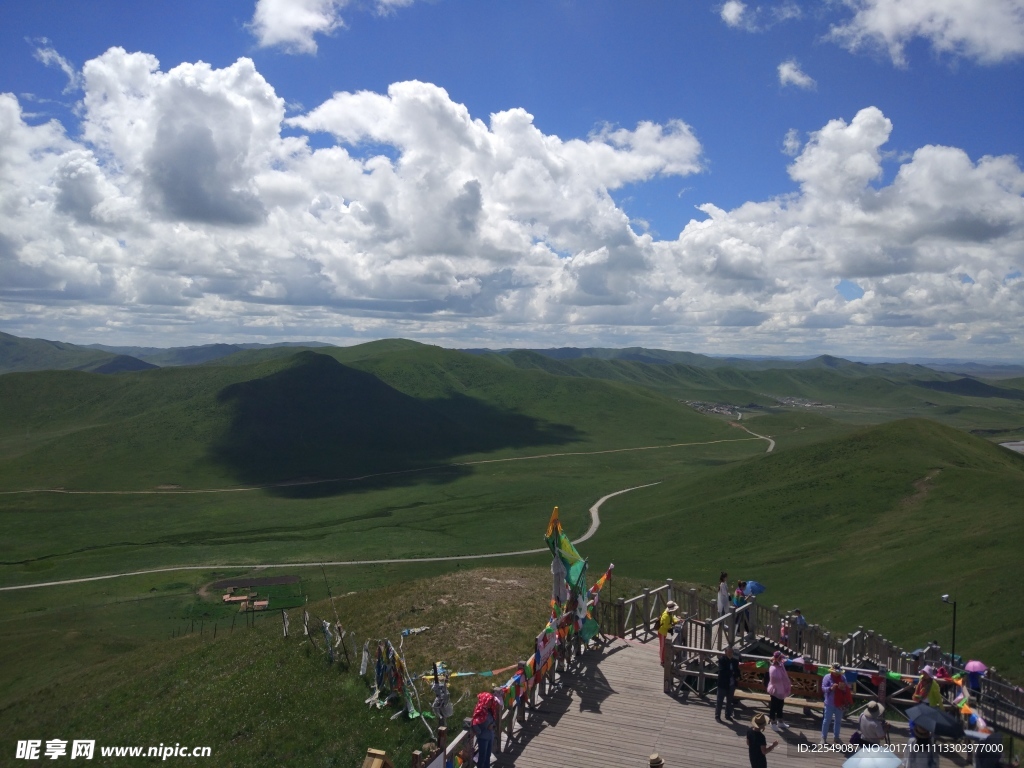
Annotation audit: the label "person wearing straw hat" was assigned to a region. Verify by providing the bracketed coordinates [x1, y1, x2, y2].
[747, 713, 779, 768]
[821, 663, 849, 744]
[857, 700, 889, 746]
[658, 600, 681, 665]
[648, 754, 665, 767]
[906, 722, 939, 768]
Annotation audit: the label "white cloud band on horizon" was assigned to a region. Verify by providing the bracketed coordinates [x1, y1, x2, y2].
[0, 49, 1022, 356]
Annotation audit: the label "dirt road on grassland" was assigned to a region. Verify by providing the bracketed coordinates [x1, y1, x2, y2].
[0, 434, 770, 592]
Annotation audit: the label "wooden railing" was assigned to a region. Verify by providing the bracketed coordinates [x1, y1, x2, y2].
[619, 581, 1024, 741]
[411, 593, 614, 767]
[410, 578, 1024, 766]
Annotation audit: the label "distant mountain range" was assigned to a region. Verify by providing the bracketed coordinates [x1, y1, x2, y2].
[2, 330, 1024, 379]
[462, 346, 1024, 379]
[0, 331, 333, 374]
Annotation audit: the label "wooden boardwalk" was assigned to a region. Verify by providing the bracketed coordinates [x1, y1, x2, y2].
[496, 638, 972, 767]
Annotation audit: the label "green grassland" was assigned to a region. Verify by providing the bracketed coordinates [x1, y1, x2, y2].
[0, 567, 562, 767]
[586, 418, 1024, 677]
[2, 340, 1024, 762]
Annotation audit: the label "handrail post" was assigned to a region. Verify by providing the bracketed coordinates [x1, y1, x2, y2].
[877, 665, 888, 710]
[463, 716, 477, 760]
[748, 597, 758, 642]
[643, 588, 651, 639]
[703, 619, 712, 651]
[616, 597, 625, 638]
[664, 640, 673, 693]
[666, 578, 674, 605]
[728, 606, 736, 648]
[689, 587, 698, 618]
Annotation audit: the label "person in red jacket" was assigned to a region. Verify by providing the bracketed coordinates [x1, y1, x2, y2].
[821, 664, 850, 743]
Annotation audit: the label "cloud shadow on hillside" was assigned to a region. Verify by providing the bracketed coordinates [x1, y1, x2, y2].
[209, 351, 582, 498]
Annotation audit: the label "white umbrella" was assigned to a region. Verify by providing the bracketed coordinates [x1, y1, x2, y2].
[842, 746, 903, 768]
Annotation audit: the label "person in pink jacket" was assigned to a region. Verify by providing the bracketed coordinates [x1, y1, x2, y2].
[767, 650, 792, 731]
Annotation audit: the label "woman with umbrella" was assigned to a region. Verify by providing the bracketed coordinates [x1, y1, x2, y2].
[965, 660, 987, 694]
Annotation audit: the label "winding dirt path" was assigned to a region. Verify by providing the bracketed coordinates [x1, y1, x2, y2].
[0, 438, 759, 496]
[731, 419, 775, 452]
[0, 482, 661, 592]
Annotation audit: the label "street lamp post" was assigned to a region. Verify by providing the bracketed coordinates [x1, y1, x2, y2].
[941, 594, 957, 663]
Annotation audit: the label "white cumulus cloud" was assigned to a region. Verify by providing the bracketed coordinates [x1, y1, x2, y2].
[249, 0, 421, 53]
[250, 0, 347, 53]
[720, 1, 748, 28]
[831, 0, 1024, 65]
[778, 59, 816, 89]
[0, 49, 1022, 357]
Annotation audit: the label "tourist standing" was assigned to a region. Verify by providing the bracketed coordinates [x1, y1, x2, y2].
[821, 663, 850, 743]
[857, 701, 888, 746]
[715, 646, 741, 721]
[658, 600, 680, 665]
[789, 609, 807, 651]
[717, 572, 730, 616]
[747, 713, 779, 768]
[913, 666, 943, 706]
[734, 582, 750, 636]
[767, 651, 792, 730]
[470, 691, 500, 767]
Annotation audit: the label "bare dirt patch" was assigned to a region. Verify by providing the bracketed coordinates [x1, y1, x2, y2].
[901, 468, 942, 508]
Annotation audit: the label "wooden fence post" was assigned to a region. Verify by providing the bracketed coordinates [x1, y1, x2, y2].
[689, 587, 698, 618]
[877, 664, 888, 710]
[664, 641, 673, 693]
[616, 597, 625, 638]
[727, 606, 736, 648]
[642, 589, 651, 638]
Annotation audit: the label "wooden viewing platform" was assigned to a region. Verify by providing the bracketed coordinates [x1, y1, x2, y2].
[496, 637, 972, 767]
[408, 579, 1022, 768]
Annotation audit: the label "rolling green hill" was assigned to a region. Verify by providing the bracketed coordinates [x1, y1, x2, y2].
[0, 342, 733, 493]
[587, 418, 1024, 676]
[0, 330, 119, 374]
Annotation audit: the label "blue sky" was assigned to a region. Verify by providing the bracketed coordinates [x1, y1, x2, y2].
[1, 0, 1022, 359]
